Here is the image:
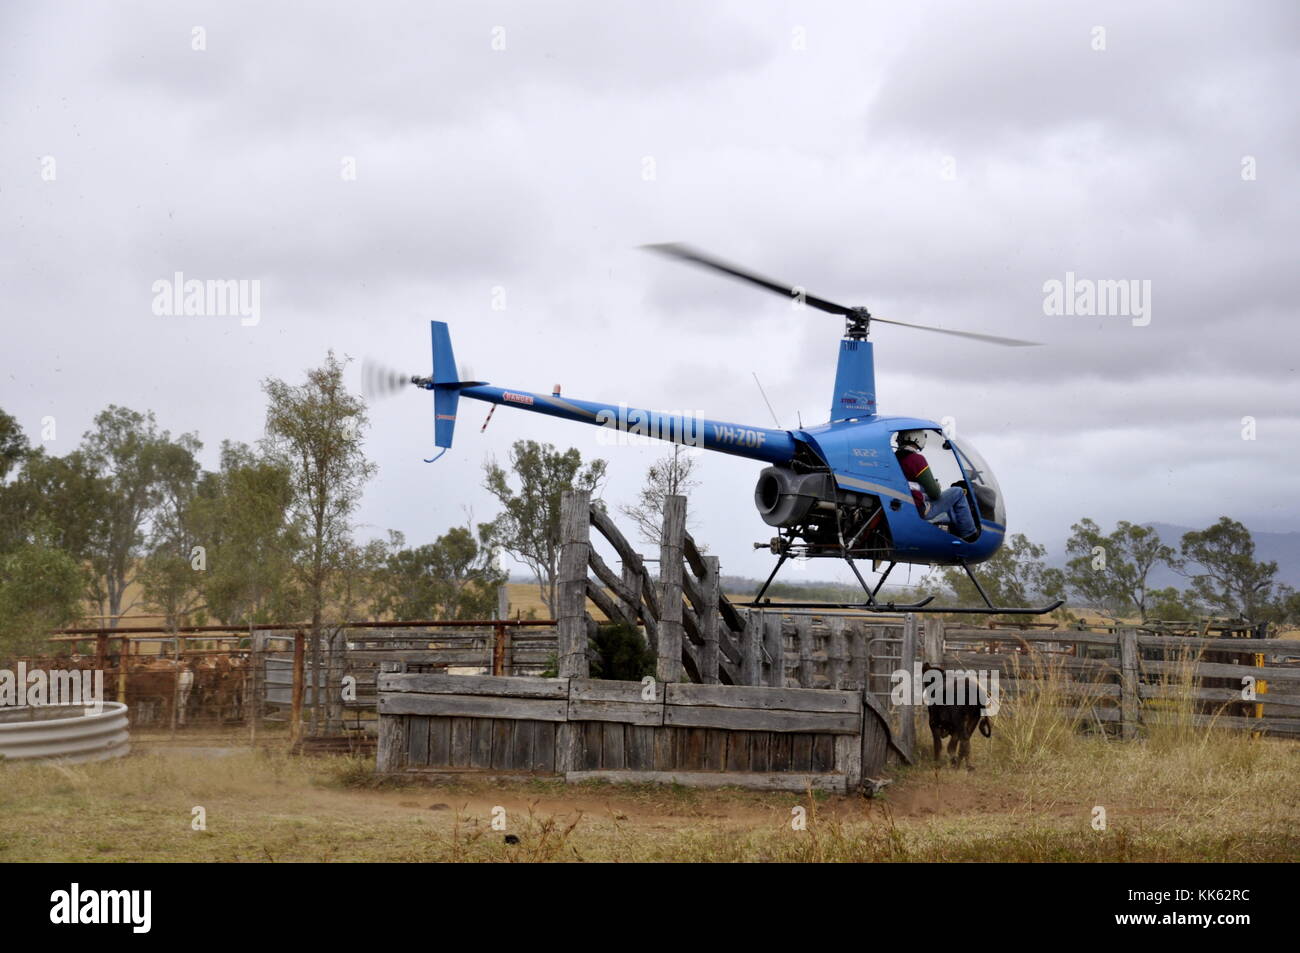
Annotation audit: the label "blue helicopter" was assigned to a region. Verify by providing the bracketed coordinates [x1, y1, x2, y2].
[381, 244, 1062, 615]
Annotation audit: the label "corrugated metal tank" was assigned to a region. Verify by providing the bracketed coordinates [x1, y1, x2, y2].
[0, 702, 131, 763]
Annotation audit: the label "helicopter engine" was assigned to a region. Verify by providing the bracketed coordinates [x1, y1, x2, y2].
[754, 465, 888, 559]
[753, 466, 836, 527]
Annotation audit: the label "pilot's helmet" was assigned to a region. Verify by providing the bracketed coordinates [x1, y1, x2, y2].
[898, 429, 927, 452]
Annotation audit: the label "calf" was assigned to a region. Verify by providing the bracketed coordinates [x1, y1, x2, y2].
[922, 663, 992, 770]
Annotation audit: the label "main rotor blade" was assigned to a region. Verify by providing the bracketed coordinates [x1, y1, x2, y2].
[642, 242, 854, 316]
[644, 242, 1043, 346]
[872, 316, 1041, 347]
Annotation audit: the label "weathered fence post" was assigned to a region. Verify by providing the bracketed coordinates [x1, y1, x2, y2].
[552, 493, 590, 784]
[493, 585, 510, 676]
[796, 615, 815, 688]
[764, 613, 786, 686]
[325, 627, 342, 735]
[849, 622, 870, 692]
[620, 553, 645, 628]
[248, 626, 261, 744]
[828, 616, 848, 690]
[375, 660, 407, 773]
[556, 490, 592, 679]
[656, 495, 687, 683]
[898, 613, 918, 760]
[741, 609, 763, 686]
[309, 624, 322, 738]
[290, 628, 305, 747]
[699, 555, 721, 684]
[924, 617, 944, 666]
[116, 642, 128, 704]
[1119, 627, 1139, 739]
[170, 636, 180, 738]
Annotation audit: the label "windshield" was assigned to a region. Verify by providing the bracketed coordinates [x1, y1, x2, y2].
[950, 437, 1006, 526]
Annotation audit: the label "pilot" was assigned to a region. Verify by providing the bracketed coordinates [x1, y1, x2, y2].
[895, 430, 976, 539]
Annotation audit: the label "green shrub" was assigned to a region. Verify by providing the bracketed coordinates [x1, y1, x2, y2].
[587, 623, 655, 681]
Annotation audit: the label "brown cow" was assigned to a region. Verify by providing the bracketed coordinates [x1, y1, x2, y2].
[126, 658, 195, 726]
[190, 655, 247, 723]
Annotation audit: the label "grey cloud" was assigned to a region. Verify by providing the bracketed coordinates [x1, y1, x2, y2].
[2, 0, 1297, 586]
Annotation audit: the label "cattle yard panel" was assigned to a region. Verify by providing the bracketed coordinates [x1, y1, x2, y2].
[376, 672, 893, 792]
[715, 612, 1299, 751]
[936, 625, 1300, 739]
[5, 648, 249, 730]
[32, 617, 560, 736]
[254, 623, 560, 731]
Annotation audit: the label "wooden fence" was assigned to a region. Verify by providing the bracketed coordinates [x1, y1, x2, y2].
[257, 622, 558, 711]
[725, 614, 1300, 751]
[376, 672, 894, 792]
[376, 491, 907, 790]
[935, 624, 1300, 739]
[377, 491, 1298, 788]
[39, 614, 559, 738]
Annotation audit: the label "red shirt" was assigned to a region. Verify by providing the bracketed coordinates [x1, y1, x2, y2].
[896, 450, 932, 511]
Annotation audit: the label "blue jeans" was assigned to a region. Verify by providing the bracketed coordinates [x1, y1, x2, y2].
[926, 487, 976, 538]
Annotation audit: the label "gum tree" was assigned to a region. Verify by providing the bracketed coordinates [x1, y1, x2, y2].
[1180, 517, 1279, 622]
[483, 440, 606, 615]
[263, 352, 375, 733]
[78, 406, 199, 627]
[1065, 519, 1179, 621]
[619, 445, 702, 548]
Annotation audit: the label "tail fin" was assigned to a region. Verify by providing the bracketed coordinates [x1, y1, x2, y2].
[421, 321, 487, 460]
[431, 320, 459, 450]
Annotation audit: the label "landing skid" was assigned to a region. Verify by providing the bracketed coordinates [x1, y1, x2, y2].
[954, 560, 1064, 616]
[747, 554, 1063, 615]
[749, 556, 933, 612]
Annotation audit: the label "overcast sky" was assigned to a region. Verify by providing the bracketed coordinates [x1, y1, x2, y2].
[2, 1, 1297, 587]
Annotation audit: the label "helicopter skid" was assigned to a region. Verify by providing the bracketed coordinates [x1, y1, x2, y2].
[743, 597, 1064, 615]
[749, 550, 1065, 616]
[745, 597, 934, 612]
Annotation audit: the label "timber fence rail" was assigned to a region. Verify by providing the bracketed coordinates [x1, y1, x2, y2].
[376, 671, 892, 792]
[934, 623, 1300, 741]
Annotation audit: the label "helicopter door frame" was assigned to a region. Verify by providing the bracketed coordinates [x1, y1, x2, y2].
[940, 436, 985, 539]
[887, 428, 978, 542]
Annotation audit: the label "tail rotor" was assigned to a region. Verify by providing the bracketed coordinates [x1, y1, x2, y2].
[361, 358, 416, 401]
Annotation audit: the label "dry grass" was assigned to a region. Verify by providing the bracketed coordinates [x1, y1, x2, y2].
[2, 661, 1297, 862]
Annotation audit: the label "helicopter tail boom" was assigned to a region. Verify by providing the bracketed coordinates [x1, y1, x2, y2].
[455, 384, 800, 465]
[416, 321, 797, 464]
